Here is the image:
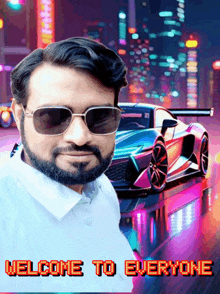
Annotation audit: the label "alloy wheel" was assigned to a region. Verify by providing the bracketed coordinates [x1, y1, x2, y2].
[200, 135, 208, 175]
[148, 141, 168, 192]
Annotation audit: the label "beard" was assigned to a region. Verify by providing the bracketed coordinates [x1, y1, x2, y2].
[20, 113, 114, 185]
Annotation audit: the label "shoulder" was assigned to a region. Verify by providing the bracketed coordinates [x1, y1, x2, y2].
[0, 151, 11, 168]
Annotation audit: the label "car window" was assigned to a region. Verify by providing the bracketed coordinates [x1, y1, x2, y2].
[155, 109, 174, 127]
[118, 111, 150, 130]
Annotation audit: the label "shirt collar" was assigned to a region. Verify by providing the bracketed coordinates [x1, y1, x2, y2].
[9, 145, 94, 221]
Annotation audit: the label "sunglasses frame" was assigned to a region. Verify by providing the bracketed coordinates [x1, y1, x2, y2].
[22, 105, 122, 136]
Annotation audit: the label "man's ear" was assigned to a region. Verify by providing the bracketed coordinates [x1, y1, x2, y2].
[11, 98, 23, 132]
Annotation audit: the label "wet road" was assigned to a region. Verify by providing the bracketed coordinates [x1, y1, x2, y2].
[0, 117, 219, 293]
[120, 176, 219, 294]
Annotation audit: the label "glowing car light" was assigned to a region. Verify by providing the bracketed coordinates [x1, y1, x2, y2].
[114, 146, 143, 157]
[1, 111, 10, 122]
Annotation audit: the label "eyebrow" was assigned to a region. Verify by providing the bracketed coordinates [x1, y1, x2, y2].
[37, 103, 114, 113]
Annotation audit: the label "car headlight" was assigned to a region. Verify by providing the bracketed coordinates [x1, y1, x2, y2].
[1, 111, 10, 122]
[114, 146, 143, 159]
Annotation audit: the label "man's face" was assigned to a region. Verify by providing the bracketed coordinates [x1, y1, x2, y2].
[17, 64, 117, 188]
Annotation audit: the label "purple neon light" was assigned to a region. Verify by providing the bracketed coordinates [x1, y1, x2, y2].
[119, 39, 126, 45]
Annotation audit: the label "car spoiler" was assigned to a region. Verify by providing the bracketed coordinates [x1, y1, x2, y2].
[168, 108, 214, 117]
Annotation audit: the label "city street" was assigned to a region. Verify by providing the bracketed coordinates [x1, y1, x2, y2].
[0, 116, 219, 293]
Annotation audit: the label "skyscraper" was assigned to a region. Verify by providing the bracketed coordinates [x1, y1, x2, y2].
[127, 0, 187, 107]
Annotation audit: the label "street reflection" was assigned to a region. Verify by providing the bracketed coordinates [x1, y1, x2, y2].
[119, 176, 214, 260]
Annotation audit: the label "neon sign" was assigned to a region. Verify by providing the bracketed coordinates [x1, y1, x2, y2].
[37, 0, 55, 48]
[187, 50, 198, 107]
[119, 11, 127, 45]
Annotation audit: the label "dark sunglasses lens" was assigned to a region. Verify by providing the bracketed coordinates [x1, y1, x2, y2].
[33, 108, 72, 134]
[86, 108, 121, 134]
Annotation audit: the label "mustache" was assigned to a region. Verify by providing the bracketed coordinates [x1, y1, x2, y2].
[52, 144, 102, 162]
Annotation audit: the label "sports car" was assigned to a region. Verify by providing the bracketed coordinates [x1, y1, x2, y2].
[105, 103, 213, 193]
[0, 102, 15, 128]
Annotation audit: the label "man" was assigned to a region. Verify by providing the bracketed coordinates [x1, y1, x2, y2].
[0, 37, 134, 292]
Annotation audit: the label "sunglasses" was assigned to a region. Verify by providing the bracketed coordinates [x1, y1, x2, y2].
[22, 105, 122, 135]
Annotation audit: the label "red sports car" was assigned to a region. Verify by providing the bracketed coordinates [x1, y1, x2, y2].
[105, 103, 213, 193]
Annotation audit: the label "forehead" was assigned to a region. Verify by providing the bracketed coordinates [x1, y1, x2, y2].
[27, 63, 115, 110]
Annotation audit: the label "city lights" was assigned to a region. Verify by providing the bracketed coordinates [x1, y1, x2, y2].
[172, 91, 179, 97]
[186, 40, 198, 48]
[119, 12, 126, 19]
[118, 49, 126, 55]
[149, 33, 156, 39]
[164, 20, 176, 25]
[119, 11, 127, 45]
[7, 0, 22, 10]
[141, 1, 147, 7]
[0, 18, 3, 29]
[164, 72, 171, 76]
[159, 11, 173, 17]
[37, 0, 55, 48]
[0, 65, 13, 72]
[149, 54, 157, 59]
[128, 28, 137, 34]
[212, 60, 220, 70]
[132, 33, 139, 39]
[187, 50, 198, 107]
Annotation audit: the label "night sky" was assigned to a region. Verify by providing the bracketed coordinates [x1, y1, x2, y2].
[2, 0, 220, 62]
[58, 0, 220, 49]
[187, 0, 220, 47]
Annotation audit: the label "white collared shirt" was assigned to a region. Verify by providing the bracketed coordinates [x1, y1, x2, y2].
[0, 146, 134, 292]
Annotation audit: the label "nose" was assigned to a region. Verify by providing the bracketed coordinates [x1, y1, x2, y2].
[62, 116, 93, 146]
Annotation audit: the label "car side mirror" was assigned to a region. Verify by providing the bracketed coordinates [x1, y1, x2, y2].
[161, 119, 177, 135]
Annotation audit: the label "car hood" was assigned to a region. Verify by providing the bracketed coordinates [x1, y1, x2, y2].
[115, 129, 156, 150]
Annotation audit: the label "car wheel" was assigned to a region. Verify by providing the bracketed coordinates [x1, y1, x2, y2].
[200, 135, 208, 176]
[0, 111, 13, 128]
[148, 141, 168, 192]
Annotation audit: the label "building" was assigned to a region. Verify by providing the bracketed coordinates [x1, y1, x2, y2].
[124, 0, 187, 107]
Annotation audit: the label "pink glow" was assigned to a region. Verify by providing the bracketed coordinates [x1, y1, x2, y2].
[133, 168, 151, 188]
[119, 39, 126, 45]
[150, 217, 154, 244]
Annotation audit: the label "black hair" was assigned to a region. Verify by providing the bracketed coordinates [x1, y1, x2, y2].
[11, 37, 128, 107]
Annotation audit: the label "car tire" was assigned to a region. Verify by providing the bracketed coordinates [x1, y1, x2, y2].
[148, 141, 168, 192]
[0, 111, 13, 128]
[199, 135, 208, 176]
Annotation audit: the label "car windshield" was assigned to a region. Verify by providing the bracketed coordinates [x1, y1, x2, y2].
[118, 111, 150, 131]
